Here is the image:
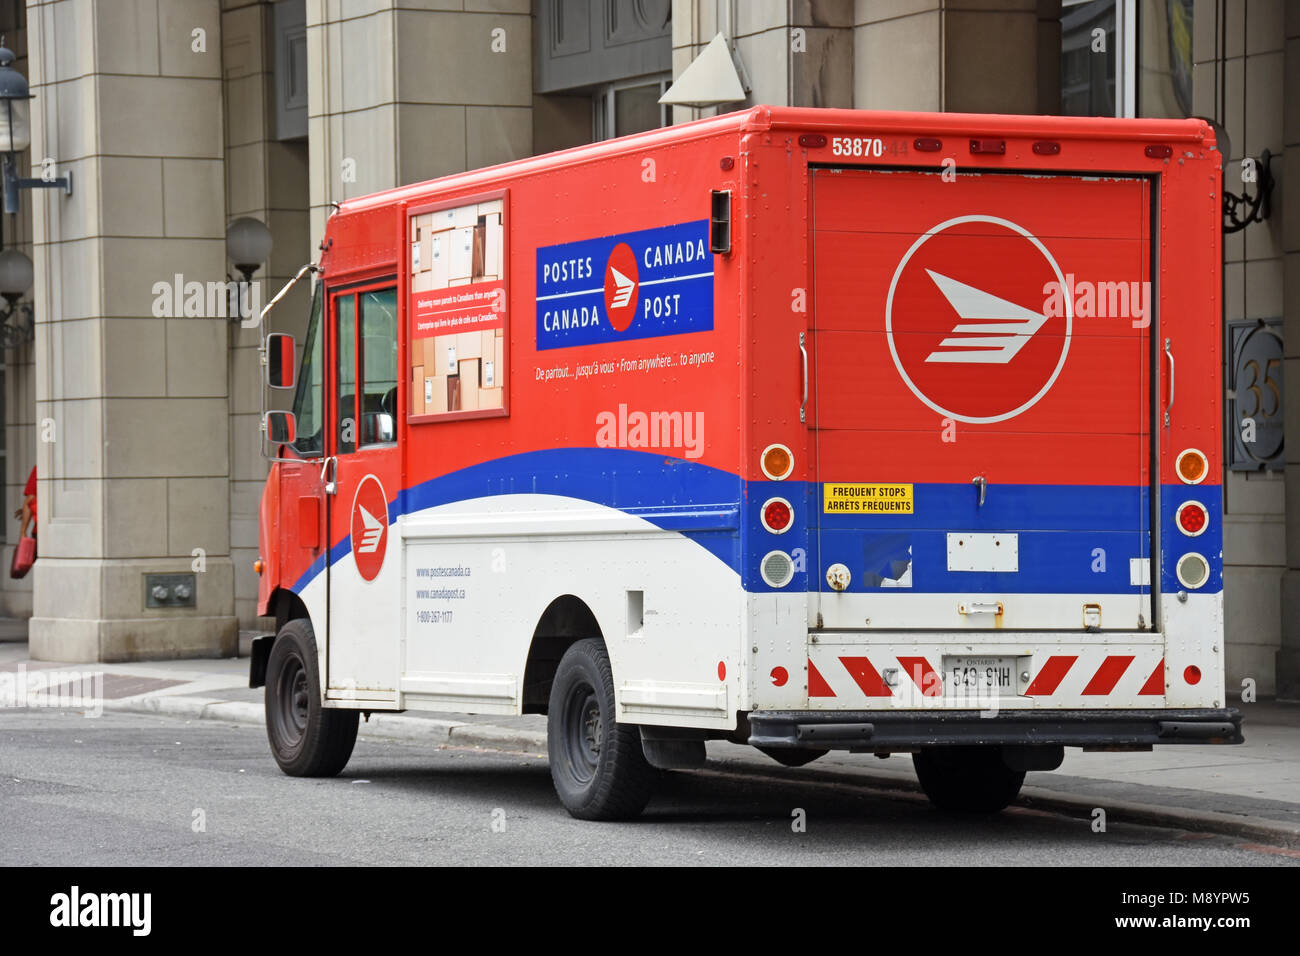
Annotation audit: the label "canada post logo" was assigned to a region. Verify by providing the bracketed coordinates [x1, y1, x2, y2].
[350, 475, 389, 582]
[536, 220, 713, 350]
[886, 215, 1072, 424]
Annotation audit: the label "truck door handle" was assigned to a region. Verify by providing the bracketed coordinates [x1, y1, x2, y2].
[319, 456, 338, 495]
[799, 332, 808, 424]
[1164, 338, 1174, 427]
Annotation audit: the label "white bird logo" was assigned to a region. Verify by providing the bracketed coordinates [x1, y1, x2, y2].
[357, 504, 384, 554]
[923, 269, 1050, 364]
[609, 266, 636, 308]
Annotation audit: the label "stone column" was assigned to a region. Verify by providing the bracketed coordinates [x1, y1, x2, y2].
[27, 0, 237, 661]
[1277, 3, 1300, 699]
[852, 0, 1048, 113]
[305, 0, 532, 252]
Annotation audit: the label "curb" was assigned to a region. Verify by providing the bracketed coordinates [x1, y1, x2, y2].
[99, 694, 1300, 847]
[99, 694, 549, 755]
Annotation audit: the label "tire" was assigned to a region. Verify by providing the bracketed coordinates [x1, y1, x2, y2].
[757, 746, 828, 768]
[264, 618, 359, 777]
[547, 638, 657, 820]
[912, 746, 1025, 813]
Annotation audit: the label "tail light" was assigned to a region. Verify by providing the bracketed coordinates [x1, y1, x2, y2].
[760, 551, 795, 588]
[1176, 501, 1208, 536]
[761, 443, 793, 480]
[761, 497, 793, 534]
[1175, 448, 1208, 484]
[1176, 552, 1210, 590]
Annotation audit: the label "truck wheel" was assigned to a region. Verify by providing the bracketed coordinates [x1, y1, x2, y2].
[548, 638, 657, 820]
[912, 746, 1025, 813]
[264, 618, 358, 777]
[757, 746, 828, 768]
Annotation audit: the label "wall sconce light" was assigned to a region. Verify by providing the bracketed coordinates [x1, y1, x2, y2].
[1223, 149, 1274, 234]
[0, 246, 33, 348]
[0, 42, 72, 216]
[226, 216, 273, 324]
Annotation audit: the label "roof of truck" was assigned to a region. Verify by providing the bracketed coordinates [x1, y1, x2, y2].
[335, 105, 1215, 218]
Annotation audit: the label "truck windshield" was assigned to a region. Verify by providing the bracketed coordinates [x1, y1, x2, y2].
[291, 284, 324, 456]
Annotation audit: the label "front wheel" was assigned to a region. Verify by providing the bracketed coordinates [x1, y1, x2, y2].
[264, 618, 358, 777]
[547, 639, 657, 820]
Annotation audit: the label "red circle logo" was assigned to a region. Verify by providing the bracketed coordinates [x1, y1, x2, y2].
[350, 475, 389, 582]
[603, 242, 640, 332]
[886, 216, 1072, 424]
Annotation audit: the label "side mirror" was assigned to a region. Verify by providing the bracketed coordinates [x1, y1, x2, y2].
[266, 333, 297, 389]
[264, 410, 296, 445]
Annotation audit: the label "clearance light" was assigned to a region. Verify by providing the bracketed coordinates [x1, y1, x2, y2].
[254, 558, 264, 575]
[798, 134, 826, 149]
[1176, 501, 1208, 536]
[761, 443, 794, 481]
[1176, 552, 1210, 590]
[1175, 448, 1208, 484]
[761, 497, 793, 534]
[1184, 665, 1202, 685]
[761, 551, 795, 588]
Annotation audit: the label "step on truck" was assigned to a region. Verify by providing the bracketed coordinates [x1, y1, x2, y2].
[250, 106, 1241, 819]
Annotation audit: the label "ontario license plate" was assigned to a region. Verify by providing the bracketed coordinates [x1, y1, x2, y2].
[943, 656, 1016, 694]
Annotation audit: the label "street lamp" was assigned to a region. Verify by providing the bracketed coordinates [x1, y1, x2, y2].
[0, 246, 33, 348]
[226, 217, 274, 283]
[226, 217, 273, 324]
[0, 41, 71, 215]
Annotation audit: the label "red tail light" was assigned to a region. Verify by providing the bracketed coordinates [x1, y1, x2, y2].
[1176, 501, 1208, 536]
[761, 497, 793, 534]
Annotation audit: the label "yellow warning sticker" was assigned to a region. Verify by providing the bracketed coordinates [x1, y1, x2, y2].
[823, 483, 914, 514]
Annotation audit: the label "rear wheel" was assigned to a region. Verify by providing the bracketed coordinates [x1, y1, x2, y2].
[912, 746, 1025, 813]
[264, 618, 358, 777]
[547, 638, 657, 820]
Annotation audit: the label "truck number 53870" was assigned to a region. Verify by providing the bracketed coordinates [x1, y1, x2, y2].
[831, 136, 884, 157]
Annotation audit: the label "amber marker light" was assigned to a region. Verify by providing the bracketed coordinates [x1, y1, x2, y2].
[1176, 448, 1208, 484]
[761, 443, 793, 481]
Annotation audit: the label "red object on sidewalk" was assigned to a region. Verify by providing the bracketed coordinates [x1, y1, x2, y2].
[10, 535, 35, 579]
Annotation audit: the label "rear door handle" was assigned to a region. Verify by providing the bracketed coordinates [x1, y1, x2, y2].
[1164, 338, 1174, 427]
[799, 332, 808, 424]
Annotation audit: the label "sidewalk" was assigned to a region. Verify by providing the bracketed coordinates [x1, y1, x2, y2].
[3, 635, 1298, 846]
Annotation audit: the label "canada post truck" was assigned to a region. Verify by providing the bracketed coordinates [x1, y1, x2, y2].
[250, 106, 1240, 820]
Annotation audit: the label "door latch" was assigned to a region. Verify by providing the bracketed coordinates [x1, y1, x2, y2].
[320, 456, 338, 495]
[971, 475, 987, 507]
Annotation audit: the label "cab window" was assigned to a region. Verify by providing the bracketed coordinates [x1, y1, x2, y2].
[334, 285, 398, 453]
[290, 284, 324, 457]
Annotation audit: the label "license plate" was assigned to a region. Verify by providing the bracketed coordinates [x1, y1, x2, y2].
[943, 656, 1016, 694]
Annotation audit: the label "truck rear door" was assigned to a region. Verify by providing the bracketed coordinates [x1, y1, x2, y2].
[809, 167, 1153, 632]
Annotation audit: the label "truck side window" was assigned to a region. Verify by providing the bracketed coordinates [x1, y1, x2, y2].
[290, 285, 324, 456]
[359, 287, 398, 445]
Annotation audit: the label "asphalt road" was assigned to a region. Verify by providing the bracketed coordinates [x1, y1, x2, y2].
[1, 709, 1295, 866]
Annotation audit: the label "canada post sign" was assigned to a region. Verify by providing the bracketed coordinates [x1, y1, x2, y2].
[535, 220, 714, 350]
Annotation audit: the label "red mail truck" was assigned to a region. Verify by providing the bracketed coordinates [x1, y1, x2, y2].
[251, 106, 1239, 820]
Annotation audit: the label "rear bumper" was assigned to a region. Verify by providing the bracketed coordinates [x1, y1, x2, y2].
[747, 708, 1243, 750]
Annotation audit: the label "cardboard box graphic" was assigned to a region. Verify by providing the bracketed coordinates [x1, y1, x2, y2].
[410, 364, 425, 415]
[426, 374, 447, 413]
